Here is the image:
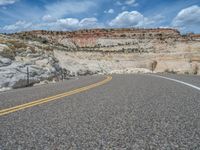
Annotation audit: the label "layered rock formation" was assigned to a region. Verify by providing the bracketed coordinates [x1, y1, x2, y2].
[14, 28, 200, 73]
[1, 28, 200, 91]
[14, 28, 183, 53]
[0, 35, 63, 91]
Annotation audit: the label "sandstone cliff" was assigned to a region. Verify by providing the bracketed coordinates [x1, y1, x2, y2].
[12, 28, 200, 74]
[1, 28, 200, 91]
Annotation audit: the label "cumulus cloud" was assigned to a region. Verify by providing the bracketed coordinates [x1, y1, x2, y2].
[116, 0, 138, 7]
[1, 17, 103, 32]
[42, 15, 56, 23]
[79, 18, 101, 28]
[104, 9, 114, 14]
[2, 21, 32, 32]
[109, 11, 163, 28]
[56, 18, 79, 29]
[0, 0, 18, 6]
[109, 11, 145, 27]
[125, 0, 136, 5]
[172, 5, 200, 28]
[45, 1, 96, 18]
[42, 17, 102, 30]
[172, 5, 200, 33]
[48, 17, 102, 30]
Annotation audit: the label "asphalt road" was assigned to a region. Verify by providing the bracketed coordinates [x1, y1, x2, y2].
[0, 74, 200, 149]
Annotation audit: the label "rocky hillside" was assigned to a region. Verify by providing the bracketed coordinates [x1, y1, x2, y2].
[1, 28, 200, 91]
[13, 28, 183, 53]
[13, 28, 200, 72]
[0, 34, 64, 91]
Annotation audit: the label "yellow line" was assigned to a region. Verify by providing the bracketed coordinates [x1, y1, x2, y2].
[0, 76, 112, 116]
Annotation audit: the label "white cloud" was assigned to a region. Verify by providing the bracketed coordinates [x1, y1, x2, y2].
[125, 0, 135, 5]
[53, 17, 102, 30]
[0, 0, 18, 6]
[42, 15, 56, 23]
[45, 1, 96, 18]
[109, 11, 161, 28]
[104, 9, 114, 14]
[172, 5, 200, 27]
[116, 0, 138, 7]
[1, 17, 103, 32]
[2, 21, 32, 32]
[57, 18, 79, 28]
[109, 11, 145, 27]
[79, 18, 99, 28]
[172, 5, 200, 33]
[49, 17, 102, 30]
[36, 18, 80, 30]
[108, 9, 114, 14]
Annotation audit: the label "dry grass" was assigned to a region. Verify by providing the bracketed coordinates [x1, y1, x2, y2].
[164, 69, 177, 74]
[193, 64, 199, 75]
[8, 40, 27, 49]
[0, 47, 15, 59]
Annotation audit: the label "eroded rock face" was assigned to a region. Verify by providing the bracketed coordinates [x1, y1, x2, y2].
[0, 56, 12, 67]
[0, 57, 60, 90]
[14, 28, 183, 53]
[12, 28, 200, 76]
[0, 35, 64, 91]
[13, 29, 200, 74]
[1, 28, 200, 91]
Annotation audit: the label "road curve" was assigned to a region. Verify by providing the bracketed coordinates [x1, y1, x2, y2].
[0, 76, 112, 116]
[0, 74, 200, 149]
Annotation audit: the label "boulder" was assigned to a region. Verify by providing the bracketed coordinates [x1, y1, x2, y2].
[77, 69, 97, 76]
[0, 59, 62, 90]
[9, 75, 40, 89]
[0, 56, 12, 67]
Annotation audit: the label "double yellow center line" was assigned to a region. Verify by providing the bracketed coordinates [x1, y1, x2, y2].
[0, 76, 112, 116]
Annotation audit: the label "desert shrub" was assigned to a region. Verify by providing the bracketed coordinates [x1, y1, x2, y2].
[184, 71, 190, 75]
[0, 47, 15, 59]
[193, 64, 199, 75]
[41, 38, 48, 44]
[9, 40, 27, 49]
[28, 46, 36, 53]
[150, 60, 158, 71]
[120, 34, 126, 37]
[164, 69, 176, 74]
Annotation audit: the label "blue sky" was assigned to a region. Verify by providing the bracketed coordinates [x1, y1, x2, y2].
[0, 0, 200, 33]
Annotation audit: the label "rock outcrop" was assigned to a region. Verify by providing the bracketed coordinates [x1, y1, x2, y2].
[1, 28, 200, 91]
[16, 28, 199, 75]
[0, 35, 64, 91]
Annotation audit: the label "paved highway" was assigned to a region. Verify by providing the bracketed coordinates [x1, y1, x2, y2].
[0, 74, 200, 149]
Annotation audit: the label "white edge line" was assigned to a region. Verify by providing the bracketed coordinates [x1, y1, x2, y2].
[148, 74, 200, 91]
